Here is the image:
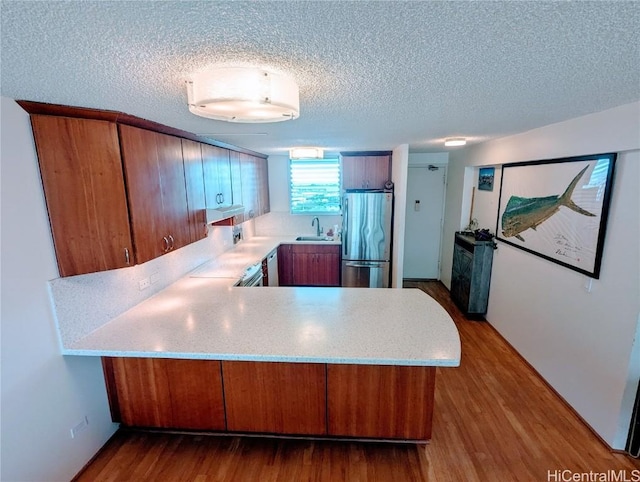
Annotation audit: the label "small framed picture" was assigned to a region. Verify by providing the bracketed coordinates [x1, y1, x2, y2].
[478, 167, 495, 191]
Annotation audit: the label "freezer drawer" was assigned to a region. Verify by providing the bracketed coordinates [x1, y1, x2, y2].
[342, 261, 390, 288]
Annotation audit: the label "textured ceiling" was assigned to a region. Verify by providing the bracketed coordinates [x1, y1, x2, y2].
[1, 1, 639, 156]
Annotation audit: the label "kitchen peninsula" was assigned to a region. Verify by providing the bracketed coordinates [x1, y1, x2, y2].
[62, 237, 461, 442]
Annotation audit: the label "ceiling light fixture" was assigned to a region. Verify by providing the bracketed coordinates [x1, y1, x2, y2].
[289, 147, 324, 159]
[187, 67, 299, 123]
[444, 137, 467, 147]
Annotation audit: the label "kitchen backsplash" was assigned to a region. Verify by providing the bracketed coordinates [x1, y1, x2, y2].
[255, 211, 342, 237]
[50, 224, 243, 347]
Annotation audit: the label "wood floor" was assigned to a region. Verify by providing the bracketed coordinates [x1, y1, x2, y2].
[75, 281, 640, 481]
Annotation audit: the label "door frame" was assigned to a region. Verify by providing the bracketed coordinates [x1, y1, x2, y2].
[403, 162, 448, 280]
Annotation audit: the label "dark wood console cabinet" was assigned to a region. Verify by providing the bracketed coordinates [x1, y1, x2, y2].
[451, 233, 494, 316]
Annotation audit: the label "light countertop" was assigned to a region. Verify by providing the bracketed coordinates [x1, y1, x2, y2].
[189, 236, 341, 279]
[63, 235, 460, 367]
[65, 277, 460, 366]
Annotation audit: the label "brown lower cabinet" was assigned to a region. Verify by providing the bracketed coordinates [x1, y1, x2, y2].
[102, 357, 435, 441]
[327, 364, 435, 440]
[102, 357, 225, 430]
[222, 361, 326, 435]
[278, 244, 341, 287]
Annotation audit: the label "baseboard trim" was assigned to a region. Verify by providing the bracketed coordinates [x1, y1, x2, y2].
[71, 428, 120, 481]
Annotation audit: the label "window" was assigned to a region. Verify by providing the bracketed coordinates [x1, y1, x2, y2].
[289, 158, 341, 214]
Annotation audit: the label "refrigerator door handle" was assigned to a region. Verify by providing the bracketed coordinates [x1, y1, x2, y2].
[345, 262, 384, 268]
[343, 196, 348, 257]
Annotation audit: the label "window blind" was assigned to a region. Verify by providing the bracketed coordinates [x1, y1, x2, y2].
[289, 158, 341, 214]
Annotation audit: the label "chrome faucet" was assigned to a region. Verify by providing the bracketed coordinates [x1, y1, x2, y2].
[312, 217, 323, 237]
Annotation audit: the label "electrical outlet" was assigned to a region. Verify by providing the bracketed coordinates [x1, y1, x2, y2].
[150, 273, 160, 284]
[70, 416, 89, 439]
[139, 277, 151, 290]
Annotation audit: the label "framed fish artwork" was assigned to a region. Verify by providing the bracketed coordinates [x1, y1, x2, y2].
[496, 153, 616, 278]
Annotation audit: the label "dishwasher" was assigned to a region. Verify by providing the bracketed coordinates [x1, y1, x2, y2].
[266, 249, 279, 286]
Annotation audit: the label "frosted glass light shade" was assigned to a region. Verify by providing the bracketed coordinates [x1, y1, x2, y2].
[187, 67, 299, 123]
[289, 147, 324, 159]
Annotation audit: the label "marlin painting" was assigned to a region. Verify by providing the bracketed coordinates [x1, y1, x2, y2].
[501, 165, 595, 242]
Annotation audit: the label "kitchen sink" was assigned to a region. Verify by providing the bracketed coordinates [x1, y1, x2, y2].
[295, 236, 334, 242]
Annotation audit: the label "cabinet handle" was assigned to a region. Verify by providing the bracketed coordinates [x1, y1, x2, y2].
[162, 236, 169, 252]
[124, 248, 130, 265]
[220, 193, 224, 204]
[168, 235, 175, 250]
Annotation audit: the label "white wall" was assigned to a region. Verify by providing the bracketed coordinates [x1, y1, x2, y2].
[390, 144, 409, 287]
[0, 98, 118, 480]
[408, 152, 449, 167]
[441, 101, 640, 449]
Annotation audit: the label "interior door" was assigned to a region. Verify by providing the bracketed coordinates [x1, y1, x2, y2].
[403, 165, 446, 279]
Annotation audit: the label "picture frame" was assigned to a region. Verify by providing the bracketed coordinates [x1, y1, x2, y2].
[478, 167, 495, 191]
[496, 153, 616, 279]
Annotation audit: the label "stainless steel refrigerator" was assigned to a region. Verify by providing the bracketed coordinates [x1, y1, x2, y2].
[342, 190, 393, 288]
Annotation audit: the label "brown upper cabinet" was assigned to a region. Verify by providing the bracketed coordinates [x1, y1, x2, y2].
[29, 115, 134, 277]
[201, 144, 233, 208]
[119, 125, 191, 264]
[240, 153, 259, 219]
[341, 151, 392, 190]
[19, 100, 269, 277]
[256, 155, 270, 215]
[181, 139, 208, 244]
[229, 151, 243, 210]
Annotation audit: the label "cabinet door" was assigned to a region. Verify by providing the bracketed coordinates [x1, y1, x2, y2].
[342, 154, 391, 190]
[181, 139, 207, 243]
[291, 245, 341, 287]
[102, 357, 226, 430]
[292, 252, 315, 286]
[229, 151, 243, 207]
[451, 243, 473, 312]
[202, 144, 232, 208]
[278, 244, 294, 286]
[119, 125, 190, 264]
[342, 155, 366, 190]
[240, 153, 259, 219]
[327, 364, 435, 440]
[222, 361, 326, 435]
[365, 155, 392, 189]
[30, 115, 133, 276]
[315, 252, 341, 286]
[256, 156, 270, 215]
